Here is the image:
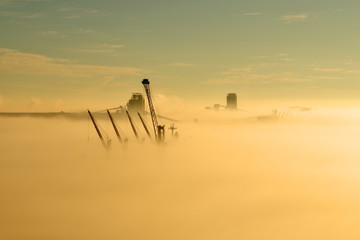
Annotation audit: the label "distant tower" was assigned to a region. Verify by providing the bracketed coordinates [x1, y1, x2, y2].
[127, 93, 145, 113]
[226, 93, 237, 110]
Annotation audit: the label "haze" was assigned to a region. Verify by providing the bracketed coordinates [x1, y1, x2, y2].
[1, 107, 360, 239]
[1, 0, 360, 239]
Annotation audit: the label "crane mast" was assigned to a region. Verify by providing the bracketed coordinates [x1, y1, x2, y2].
[142, 79, 164, 142]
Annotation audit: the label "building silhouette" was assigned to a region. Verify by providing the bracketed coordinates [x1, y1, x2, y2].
[226, 93, 237, 110]
[127, 93, 145, 113]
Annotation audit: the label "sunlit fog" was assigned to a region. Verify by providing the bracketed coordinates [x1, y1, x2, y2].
[2, 0, 360, 239]
[1, 106, 360, 240]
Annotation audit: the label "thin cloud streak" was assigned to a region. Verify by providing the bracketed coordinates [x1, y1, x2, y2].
[244, 12, 263, 16]
[168, 63, 196, 67]
[39, 31, 66, 38]
[250, 53, 292, 62]
[0, 48, 143, 78]
[306, 76, 344, 80]
[0, 0, 48, 6]
[314, 68, 344, 72]
[203, 67, 311, 86]
[65, 44, 125, 54]
[281, 13, 308, 23]
[22, 13, 43, 18]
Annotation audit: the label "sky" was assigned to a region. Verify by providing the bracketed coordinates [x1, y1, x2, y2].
[1, 0, 360, 111]
[2, 2, 360, 238]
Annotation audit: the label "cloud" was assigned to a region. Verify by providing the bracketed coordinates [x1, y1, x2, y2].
[0, 48, 143, 78]
[0, 1, 45, 18]
[22, 13, 43, 18]
[221, 67, 253, 75]
[276, 72, 309, 82]
[244, 12, 263, 16]
[201, 79, 238, 85]
[65, 44, 125, 54]
[0, 11, 17, 16]
[0, 0, 48, 8]
[250, 56, 268, 59]
[218, 65, 347, 84]
[168, 63, 196, 67]
[346, 70, 360, 74]
[58, 7, 75, 12]
[39, 30, 66, 38]
[203, 67, 309, 86]
[63, 15, 81, 19]
[72, 29, 95, 34]
[99, 76, 116, 87]
[104, 44, 124, 49]
[67, 48, 113, 53]
[58, 7, 102, 19]
[306, 75, 344, 80]
[251, 53, 293, 62]
[1, 11, 43, 19]
[280, 13, 308, 23]
[314, 68, 344, 72]
[58, 7, 98, 14]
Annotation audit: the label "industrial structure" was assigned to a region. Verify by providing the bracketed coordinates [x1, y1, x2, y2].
[142, 79, 165, 143]
[87, 109, 112, 149]
[86, 78, 169, 148]
[226, 93, 237, 110]
[138, 112, 152, 139]
[107, 109, 124, 143]
[206, 93, 238, 111]
[127, 93, 145, 113]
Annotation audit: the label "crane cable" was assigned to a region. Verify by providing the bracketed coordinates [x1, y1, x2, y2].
[97, 121, 110, 140]
[93, 106, 123, 113]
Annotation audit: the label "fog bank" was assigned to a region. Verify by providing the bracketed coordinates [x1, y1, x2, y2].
[1, 108, 360, 240]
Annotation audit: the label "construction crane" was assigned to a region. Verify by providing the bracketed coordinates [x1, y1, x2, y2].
[125, 109, 139, 139]
[142, 79, 165, 142]
[87, 109, 111, 149]
[137, 112, 152, 139]
[106, 109, 125, 143]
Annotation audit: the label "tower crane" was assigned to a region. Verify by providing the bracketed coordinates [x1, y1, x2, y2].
[141, 79, 165, 142]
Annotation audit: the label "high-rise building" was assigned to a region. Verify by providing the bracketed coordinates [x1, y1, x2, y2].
[127, 93, 145, 113]
[226, 93, 237, 110]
